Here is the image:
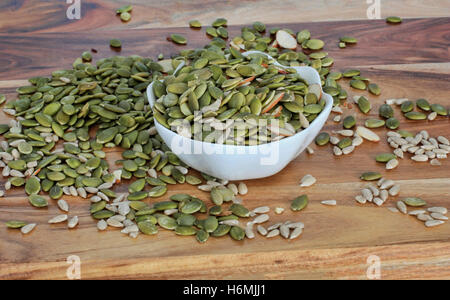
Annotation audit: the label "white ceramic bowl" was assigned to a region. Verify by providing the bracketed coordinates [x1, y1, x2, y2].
[146, 51, 332, 180]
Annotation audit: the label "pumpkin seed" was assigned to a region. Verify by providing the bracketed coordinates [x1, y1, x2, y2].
[365, 119, 385, 128]
[368, 83, 381, 95]
[25, 176, 41, 195]
[357, 96, 371, 114]
[360, 171, 382, 181]
[315, 132, 330, 146]
[110, 39, 122, 48]
[229, 226, 245, 241]
[404, 111, 427, 120]
[189, 20, 202, 28]
[385, 117, 400, 129]
[431, 103, 447, 116]
[386, 16, 402, 24]
[170, 34, 187, 45]
[402, 197, 427, 207]
[291, 195, 308, 211]
[29, 194, 48, 208]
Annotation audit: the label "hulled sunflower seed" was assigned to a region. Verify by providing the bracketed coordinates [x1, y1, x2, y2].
[321, 200, 337, 206]
[57, 199, 69, 212]
[49, 214, 68, 224]
[68, 216, 79, 229]
[387, 207, 399, 213]
[279, 225, 290, 239]
[427, 207, 447, 214]
[388, 184, 400, 196]
[253, 214, 269, 224]
[408, 209, 426, 216]
[274, 207, 284, 214]
[20, 223, 37, 234]
[355, 195, 367, 204]
[252, 206, 270, 214]
[97, 220, 107, 231]
[430, 213, 448, 221]
[299, 174, 316, 187]
[289, 227, 303, 240]
[386, 159, 399, 170]
[396, 201, 407, 214]
[256, 225, 267, 236]
[245, 223, 255, 239]
[417, 214, 433, 222]
[425, 220, 444, 227]
[266, 229, 280, 238]
[238, 182, 248, 195]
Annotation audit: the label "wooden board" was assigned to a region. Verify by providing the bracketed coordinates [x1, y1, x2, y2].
[0, 16, 449, 279]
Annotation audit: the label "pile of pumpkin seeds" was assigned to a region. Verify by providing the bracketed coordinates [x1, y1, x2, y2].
[2, 17, 448, 241]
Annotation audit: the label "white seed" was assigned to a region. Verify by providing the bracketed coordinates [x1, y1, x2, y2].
[425, 220, 445, 227]
[147, 168, 157, 178]
[352, 135, 363, 147]
[411, 154, 428, 162]
[430, 213, 448, 221]
[62, 186, 71, 195]
[220, 219, 239, 226]
[118, 202, 131, 216]
[333, 146, 343, 156]
[362, 188, 373, 202]
[90, 195, 102, 203]
[245, 223, 255, 239]
[123, 219, 134, 227]
[274, 207, 284, 214]
[436, 153, 447, 159]
[427, 207, 447, 214]
[334, 129, 354, 137]
[9, 170, 24, 177]
[97, 220, 107, 231]
[253, 214, 269, 224]
[368, 185, 380, 197]
[289, 227, 303, 240]
[97, 182, 113, 190]
[426, 151, 436, 159]
[107, 218, 124, 228]
[238, 182, 248, 195]
[256, 225, 267, 236]
[330, 136, 340, 145]
[174, 166, 188, 175]
[394, 98, 409, 105]
[113, 193, 126, 203]
[232, 197, 243, 204]
[408, 209, 426, 216]
[4, 181, 11, 190]
[227, 183, 239, 195]
[436, 136, 449, 145]
[342, 145, 355, 155]
[69, 186, 78, 197]
[48, 214, 68, 224]
[396, 201, 407, 214]
[380, 189, 389, 202]
[387, 207, 399, 213]
[121, 225, 139, 234]
[299, 112, 310, 128]
[21, 223, 37, 234]
[388, 184, 400, 196]
[0, 190, 4, 197]
[356, 126, 380, 142]
[266, 229, 280, 238]
[321, 200, 337, 206]
[386, 159, 399, 170]
[77, 187, 87, 198]
[331, 106, 343, 114]
[164, 208, 178, 215]
[355, 195, 367, 204]
[57, 199, 69, 212]
[306, 146, 315, 154]
[252, 206, 270, 214]
[333, 115, 341, 122]
[279, 225, 290, 239]
[428, 111, 437, 120]
[105, 204, 117, 213]
[11, 149, 20, 159]
[380, 179, 395, 190]
[85, 187, 98, 194]
[267, 223, 282, 231]
[373, 197, 384, 206]
[2, 166, 10, 177]
[129, 231, 139, 239]
[393, 148, 404, 158]
[68, 216, 79, 229]
[197, 184, 213, 192]
[287, 222, 304, 229]
[407, 146, 419, 153]
[97, 191, 109, 202]
[300, 174, 316, 187]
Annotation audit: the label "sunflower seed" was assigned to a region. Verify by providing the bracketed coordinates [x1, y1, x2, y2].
[274, 207, 284, 214]
[252, 206, 270, 214]
[256, 225, 267, 236]
[388, 184, 400, 196]
[333, 146, 343, 156]
[107, 218, 124, 228]
[245, 223, 255, 239]
[387, 207, 399, 213]
[355, 195, 367, 204]
[386, 159, 399, 170]
[253, 214, 269, 224]
[300, 174, 316, 187]
[279, 225, 290, 239]
[48, 214, 68, 224]
[393, 148, 404, 158]
[380, 180, 395, 190]
[408, 209, 426, 216]
[430, 213, 448, 221]
[266, 229, 280, 238]
[21, 223, 37, 234]
[220, 219, 240, 226]
[68, 216, 79, 229]
[198, 184, 213, 192]
[267, 223, 282, 231]
[238, 182, 248, 195]
[396, 201, 407, 214]
[97, 220, 107, 231]
[417, 213, 433, 222]
[373, 197, 384, 206]
[362, 188, 373, 202]
[380, 189, 389, 202]
[425, 220, 444, 227]
[321, 200, 337, 206]
[57, 199, 69, 212]
[428, 207, 447, 214]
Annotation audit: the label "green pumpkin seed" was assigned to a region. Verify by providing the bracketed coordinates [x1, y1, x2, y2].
[180, 200, 202, 214]
[368, 83, 381, 95]
[120, 12, 131, 22]
[110, 39, 122, 48]
[340, 36, 357, 44]
[175, 225, 197, 236]
[431, 104, 447, 116]
[386, 16, 402, 24]
[128, 179, 146, 193]
[306, 39, 324, 50]
[90, 201, 106, 214]
[170, 34, 187, 45]
[386, 117, 400, 129]
[315, 132, 330, 146]
[402, 197, 426, 207]
[158, 215, 177, 230]
[212, 224, 231, 237]
[375, 153, 397, 162]
[343, 115, 356, 129]
[138, 221, 158, 235]
[350, 79, 366, 90]
[357, 96, 371, 114]
[360, 171, 382, 181]
[230, 203, 250, 217]
[379, 104, 394, 119]
[49, 185, 63, 199]
[92, 210, 114, 219]
[128, 191, 148, 201]
[338, 137, 352, 149]
[196, 229, 209, 243]
[148, 186, 167, 197]
[400, 101, 414, 113]
[365, 119, 385, 128]
[25, 176, 41, 195]
[18, 141, 33, 154]
[230, 226, 245, 240]
[185, 175, 202, 185]
[404, 111, 426, 120]
[29, 195, 48, 208]
[189, 20, 202, 28]
[416, 99, 431, 111]
[6, 220, 28, 229]
[8, 160, 26, 171]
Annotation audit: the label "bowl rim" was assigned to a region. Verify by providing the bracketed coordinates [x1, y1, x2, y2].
[146, 51, 332, 150]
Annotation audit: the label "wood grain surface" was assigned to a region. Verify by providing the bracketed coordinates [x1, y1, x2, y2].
[0, 2, 449, 279]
